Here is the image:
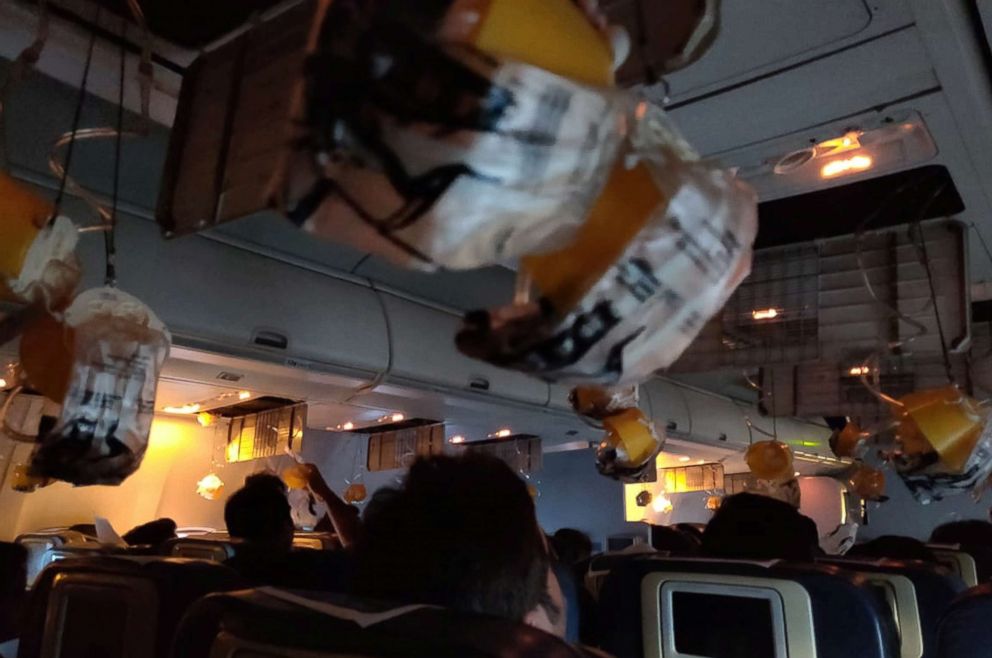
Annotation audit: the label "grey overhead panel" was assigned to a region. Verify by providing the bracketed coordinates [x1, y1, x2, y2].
[672, 219, 970, 373]
[760, 354, 970, 422]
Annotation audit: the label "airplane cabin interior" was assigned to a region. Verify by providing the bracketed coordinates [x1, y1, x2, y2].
[3, 0, 992, 657]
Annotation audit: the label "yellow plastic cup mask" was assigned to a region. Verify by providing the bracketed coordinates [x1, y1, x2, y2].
[898, 386, 985, 473]
[0, 171, 51, 298]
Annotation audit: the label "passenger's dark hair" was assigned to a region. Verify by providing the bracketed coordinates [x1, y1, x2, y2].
[931, 520, 992, 547]
[122, 518, 177, 547]
[225, 475, 293, 544]
[244, 472, 288, 494]
[352, 453, 549, 621]
[551, 528, 593, 566]
[847, 535, 939, 563]
[649, 524, 700, 554]
[701, 492, 820, 561]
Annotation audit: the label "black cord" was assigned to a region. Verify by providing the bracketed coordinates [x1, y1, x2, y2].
[106, 19, 125, 287]
[51, 5, 100, 224]
[910, 184, 955, 383]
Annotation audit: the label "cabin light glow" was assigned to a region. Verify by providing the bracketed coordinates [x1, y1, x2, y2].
[0, 378, 6, 388]
[238, 390, 252, 400]
[163, 403, 200, 415]
[678, 456, 691, 463]
[652, 493, 673, 514]
[495, 428, 512, 438]
[820, 154, 873, 178]
[751, 308, 779, 320]
[196, 412, 216, 427]
[391, 413, 405, 422]
[815, 131, 862, 155]
[342, 421, 354, 431]
[449, 435, 466, 444]
[848, 365, 870, 377]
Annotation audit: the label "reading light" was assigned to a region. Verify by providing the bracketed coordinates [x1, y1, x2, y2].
[495, 428, 512, 438]
[848, 366, 870, 377]
[0, 378, 6, 389]
[196, 412, 216, 427]
[678, 456, 691, 463]
[163, 403, 201, 415]
[821, 155, 873, 179]
[342, 421, 354, 431]
[449, 435, 466, 444]
[238, 391, 252, 400]
[751, 308, 779, 321]
[391, 413, 405, 422]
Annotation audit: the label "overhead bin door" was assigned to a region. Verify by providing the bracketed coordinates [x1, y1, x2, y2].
[76, 215, 391, 378]
[664, 0, 910, 102]
[380, 295, 550, 406]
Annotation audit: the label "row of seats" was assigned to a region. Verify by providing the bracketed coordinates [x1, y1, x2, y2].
[14, 531, 338, 588]
[11, 539, 990, 658]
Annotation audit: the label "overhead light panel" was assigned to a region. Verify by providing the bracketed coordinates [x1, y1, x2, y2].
[751, 308, 779, 321]
[238, 390, 252, 400]
[820, 155, 873, 179]
[163, 403, 201, 415]
[449, 435, 466, 444]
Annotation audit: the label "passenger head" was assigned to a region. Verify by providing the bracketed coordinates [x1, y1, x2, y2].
[701, 492, 820, 561]
[225, 473, 294, 551]
[353, 453, 549, 622]
[847, 535, 938, 563]
[931, 520, 992, 547]
[122, 518, 177, 547]
[649, 524, 700, 554]
[551, 528, 593, 565]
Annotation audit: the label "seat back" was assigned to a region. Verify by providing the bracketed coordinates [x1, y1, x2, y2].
[15, 531, 94, 588]
[927, 546, 987, 586]
[18, 556, 245, 658]
[165, 538, 236, 562]
[291, 533, 338, 551]
[937, 583, 992, 658]
[596, 555, 899, 658]
[821, 557, 964, 658]
[173, 588, 591, 658]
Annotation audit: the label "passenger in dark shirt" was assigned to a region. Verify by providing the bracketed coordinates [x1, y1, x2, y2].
[351, 454, 561, 635]
[701, 492, 821, 561]
[223, 472, 349, 591]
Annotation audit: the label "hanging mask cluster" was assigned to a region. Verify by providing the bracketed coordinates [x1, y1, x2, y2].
[1, 7, 170, 488]
[571, 386, 663, 482]
[275, 0, 756, 389]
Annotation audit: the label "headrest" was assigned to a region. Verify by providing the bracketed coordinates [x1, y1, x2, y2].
[822, 557, 965, 658]
[596, 556, 898, 658]
[18, 556, 245, 658]
[164, 537, 236, 561]
[930, 544, 992, 584]
[937, 584, 992, 658]
[173, 588, 593, 658]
